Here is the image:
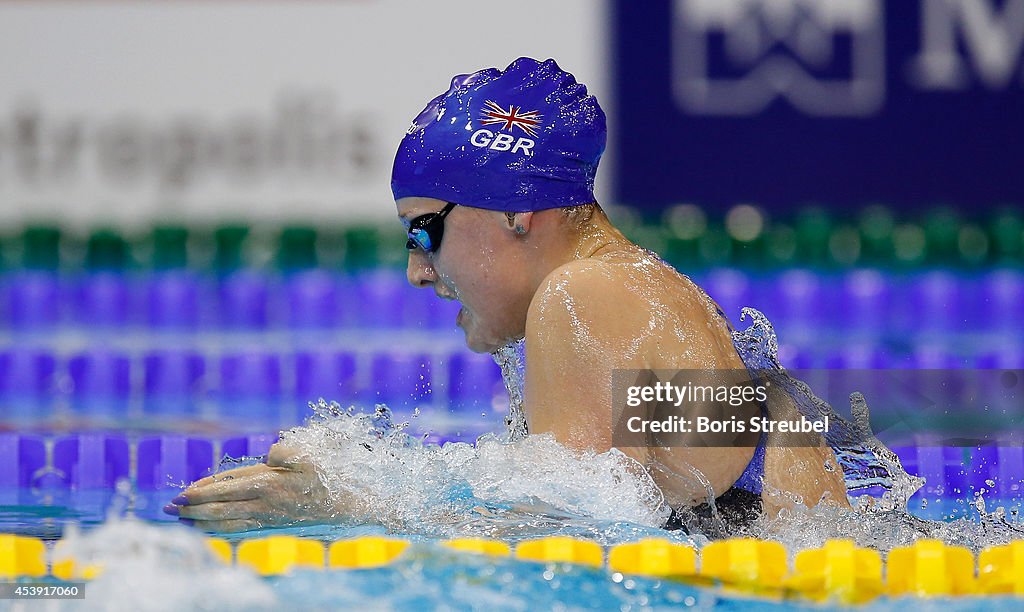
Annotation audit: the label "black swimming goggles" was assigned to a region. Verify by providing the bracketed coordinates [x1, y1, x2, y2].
[405, 201, 457, 253]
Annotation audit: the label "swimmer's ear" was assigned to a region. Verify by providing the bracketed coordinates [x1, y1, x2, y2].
[504, 211, 533, 236]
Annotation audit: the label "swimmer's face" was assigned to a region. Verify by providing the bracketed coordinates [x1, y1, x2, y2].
[397, 196, 533, 353]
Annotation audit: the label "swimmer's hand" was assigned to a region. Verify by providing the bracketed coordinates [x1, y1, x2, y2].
[163, 443, 337, 533]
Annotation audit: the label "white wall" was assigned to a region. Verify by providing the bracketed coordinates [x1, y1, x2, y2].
[0, 1, 607, 228]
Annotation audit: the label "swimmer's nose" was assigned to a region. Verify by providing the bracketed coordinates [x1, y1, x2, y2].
[406, 250, 437, 288]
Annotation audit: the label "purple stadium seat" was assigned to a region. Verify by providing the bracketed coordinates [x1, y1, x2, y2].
[0, 434, 46, 488]
[219, 271, 272, 329]
[221, 434, 279, 459]
[367, 351, 432, 407]
[0, 347, 56, 399]
[446, 352, 504, 411]
[842, 270, 890, 333]
[136, 436, 214, 489]
[217, 351, 282, 423]
[772, 269, 824, 329]
[142, 350, 206, 416]
[908, 272, 961, 333]
[354, 270, 434, 329]
[286, 270, 339, 328]
[6, 271, 60, 329]
[68, 350, 132, 415]
[983, 269, 1024, 332]
[73, 273, 132, 328]
[51, 434, 131, 489]
[0, 347, 58, 419]
[146, 271, 202, 329]
[703, 268, 751, 322]
[294, 350, 357, 404]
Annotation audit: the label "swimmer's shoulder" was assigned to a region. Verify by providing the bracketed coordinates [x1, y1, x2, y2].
[526, 246, 720, 326]
[525, 253, 646, 341]
[592, 246, 729, 326]
[529, 253, 638, 312]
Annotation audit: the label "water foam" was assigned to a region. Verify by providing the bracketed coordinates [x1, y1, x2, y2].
[280, 404, 672, 540]
[731, 307, 1024, 554]
[47, 517, 276, 611]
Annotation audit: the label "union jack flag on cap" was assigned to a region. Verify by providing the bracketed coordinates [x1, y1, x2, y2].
[392, 57, 606, 213]
[480, 101, 542, 137]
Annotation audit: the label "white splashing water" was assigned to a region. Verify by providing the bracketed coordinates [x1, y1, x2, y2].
[492, 339, 528, 442]
[730, 307, 1024, 554]
[47, 517, 276, 612]
[281, 403, 671, 537]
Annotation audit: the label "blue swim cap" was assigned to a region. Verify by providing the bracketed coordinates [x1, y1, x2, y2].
[391, 57, 606, 213]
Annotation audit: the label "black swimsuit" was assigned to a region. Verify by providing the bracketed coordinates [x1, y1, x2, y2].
[663, 487, 763, 536]
[663, 413, 768, 535]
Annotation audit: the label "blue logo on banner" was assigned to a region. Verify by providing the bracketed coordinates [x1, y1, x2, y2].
[612, 0, 1024, 210]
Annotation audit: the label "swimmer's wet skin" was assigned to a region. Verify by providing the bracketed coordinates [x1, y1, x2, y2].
[168, 56, 849, 533]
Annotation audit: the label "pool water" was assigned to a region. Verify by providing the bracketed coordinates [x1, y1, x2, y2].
[0, 394, 1021, 612]
[1, 266, 1021, 610]
[1, 482, 1021, 611]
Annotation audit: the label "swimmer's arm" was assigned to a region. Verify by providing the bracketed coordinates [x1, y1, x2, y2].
[522, 262, 756, 503]
[522, 261, 741, 451]
[522, 262, 642, 456]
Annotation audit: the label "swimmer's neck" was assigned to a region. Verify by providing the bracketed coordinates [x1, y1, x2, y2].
[568, 211, 632, 260]
[518, 208, 633, 289]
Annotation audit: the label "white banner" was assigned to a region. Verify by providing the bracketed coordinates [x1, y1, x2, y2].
[0, 1, 606, 227]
